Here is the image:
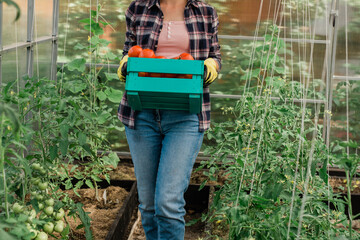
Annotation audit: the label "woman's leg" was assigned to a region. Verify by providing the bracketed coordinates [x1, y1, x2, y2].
[154, 110, 204, 240]
[125, 110, 162, 240]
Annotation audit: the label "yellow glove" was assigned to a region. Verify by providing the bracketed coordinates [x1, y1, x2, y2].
[203, 58, 218, 86]
[117, 55, 129, 82]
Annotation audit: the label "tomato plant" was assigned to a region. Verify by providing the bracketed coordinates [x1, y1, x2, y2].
[199, 26, 355, 239]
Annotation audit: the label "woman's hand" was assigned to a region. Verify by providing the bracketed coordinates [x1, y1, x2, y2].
[203, 58, 219, 86]
[117, 55, 129, 82]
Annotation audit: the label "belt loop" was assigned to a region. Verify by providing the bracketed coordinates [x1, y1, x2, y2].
[155, 109, 161, 122]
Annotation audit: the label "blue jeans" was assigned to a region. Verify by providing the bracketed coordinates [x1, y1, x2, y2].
[125, 109, 204, 240]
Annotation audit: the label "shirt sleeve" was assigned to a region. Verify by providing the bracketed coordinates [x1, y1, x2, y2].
[122, 1, 137, 57]
[209, 8, 222, 71]
[209, 9, 221, 70]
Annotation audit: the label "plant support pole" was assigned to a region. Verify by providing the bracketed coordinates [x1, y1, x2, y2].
[51, 0, 60, 81]
[27, 0, 35, 78]
[0, 2, 3, 86]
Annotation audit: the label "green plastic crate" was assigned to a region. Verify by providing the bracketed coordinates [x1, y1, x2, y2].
[125, 57, 204, 114]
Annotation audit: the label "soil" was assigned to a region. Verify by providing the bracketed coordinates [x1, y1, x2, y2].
[128, 210, 207, 240]
[108, 162, 136, 181]
[64, 186, 129, 240]
[329, 177, 360, 194]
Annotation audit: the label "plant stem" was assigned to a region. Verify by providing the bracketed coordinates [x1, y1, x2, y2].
[94, 180, 99, 201]
[346, 170, 353, 239]
[0, 113, 9, 218]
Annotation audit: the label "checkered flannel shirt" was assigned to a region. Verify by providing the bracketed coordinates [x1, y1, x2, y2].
[117, 0, 221, 132]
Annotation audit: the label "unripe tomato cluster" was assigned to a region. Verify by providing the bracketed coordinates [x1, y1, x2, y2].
[10, 163, 67, 240]
[128, 45, 194, 79]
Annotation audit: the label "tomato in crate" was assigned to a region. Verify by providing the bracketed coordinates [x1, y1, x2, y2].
[125, 58, 204, 114]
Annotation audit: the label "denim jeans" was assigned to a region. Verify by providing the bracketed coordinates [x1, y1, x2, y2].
[125, 109, 204, 240]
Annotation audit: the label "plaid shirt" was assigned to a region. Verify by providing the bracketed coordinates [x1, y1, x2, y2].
[118, 0, 221, 132]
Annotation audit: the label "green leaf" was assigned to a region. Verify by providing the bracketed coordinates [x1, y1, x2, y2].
[100, 21, 109, 26]
[82, 144, 95, 157]
[96, 91, 107, 101]
[74, 43, 87, 50]
[75, 203, 93, 240]
[66, 58, 86, 72]
[97, 112, 111, 124]
[107, 88, 123, 103]
[60, 139, 69, 156]
[91, 10, 97, 18]
[85, 179, 94, 189]
[104, 73, 119, 81]
[78, 132, 87, 146]
[60, 124, 69, 139]
[3, 0, 21, 21]
[61, 225, 71, 239]
[84, 22, 104, 35]
[99, 38, 111, 46]
[79, 18, 95, 24]
[102, 152, 120, 168]
[64, 80, 87, 94]
[105, 51, 117, 60]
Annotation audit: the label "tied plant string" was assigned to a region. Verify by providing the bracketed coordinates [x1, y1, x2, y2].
[59, 0, 70, 96]
[285, 0, 312, 236]
[235, 0, 285, 209]
[345, 0, 352, 237]
[34, 3, 39, 79]
[247, 0, 287, 202]
[324, 2, 331, 238]
[253, 0, 277, 99]
[235, 0, 277, 127]
[241, 0, 264, 96]
[345, 0, 349, 156]
[247, 0, 284, 197]
[288, 0, 323, 238]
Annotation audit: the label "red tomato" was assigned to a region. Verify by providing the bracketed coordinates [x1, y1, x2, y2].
[148, 73, 163, 78]
[128, 45, 143, 57]
[155, 56, 167, 59]
[138, 72, 148, 77]
[163, 73, 178, 78]
[139, 49, 156, 58]
[179, 53, 194, 60]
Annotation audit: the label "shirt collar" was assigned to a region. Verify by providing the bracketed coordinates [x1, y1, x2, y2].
[148, 0, 199, 9]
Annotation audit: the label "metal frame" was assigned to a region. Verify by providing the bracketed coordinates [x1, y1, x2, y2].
[0, 0, 356, 143]
[0, 2, 2, 86]
[219, 34, 330, 44]
[0, 0, 60, 83]
[51, 0, 60, 81]
[26, 0, 35, 78]
[333, 75, 360, 81]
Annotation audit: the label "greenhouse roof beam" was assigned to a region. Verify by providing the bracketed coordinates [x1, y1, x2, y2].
[0, 36, 58, 55]
[333, 75, 360, 81]
[218, 35, 330, 45]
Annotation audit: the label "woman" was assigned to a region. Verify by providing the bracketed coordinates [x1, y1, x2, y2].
[117, 0, 221, 239]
